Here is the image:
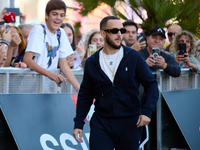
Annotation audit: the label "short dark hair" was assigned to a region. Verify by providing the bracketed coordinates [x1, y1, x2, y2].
[123, 20, 138, 32]
[45, 0, 67, 16]
[100, 16, 120, 30]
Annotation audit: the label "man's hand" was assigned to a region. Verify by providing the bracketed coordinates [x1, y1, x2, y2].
[136, 115, 151, 128]
[47, 72, 67, 87]
[154, 56, 167, 69]
[10, 33, 21, 47]
[131, 37, 146, 51]
[146, 55, 155, 67]
[73, 128, 83, 143]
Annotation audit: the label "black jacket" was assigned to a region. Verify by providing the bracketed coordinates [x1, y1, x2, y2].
[74, 46, 159, 129]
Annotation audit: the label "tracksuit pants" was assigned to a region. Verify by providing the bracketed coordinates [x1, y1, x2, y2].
[89, 112, 143, 150]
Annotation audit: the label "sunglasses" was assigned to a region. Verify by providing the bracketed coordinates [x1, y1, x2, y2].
[104, 28, 127, 34]
[167, 32, 176, 37]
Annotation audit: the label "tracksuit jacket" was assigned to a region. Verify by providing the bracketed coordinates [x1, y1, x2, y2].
[74, 45, 159, 130]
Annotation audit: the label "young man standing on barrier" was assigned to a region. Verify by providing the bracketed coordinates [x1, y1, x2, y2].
[73, 16, 159, 150]
[23, 0, 80, 91]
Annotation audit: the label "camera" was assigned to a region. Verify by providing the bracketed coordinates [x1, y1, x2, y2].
[152, 48, 160, 58]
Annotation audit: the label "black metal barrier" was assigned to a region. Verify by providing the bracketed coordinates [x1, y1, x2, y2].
[161, 89, 200, 149]
[156, 69, 200, 150]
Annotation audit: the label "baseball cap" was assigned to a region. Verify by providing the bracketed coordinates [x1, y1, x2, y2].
[149, 27, 166, 38]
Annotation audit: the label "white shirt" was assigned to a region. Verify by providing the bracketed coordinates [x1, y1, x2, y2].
[26, 22, 73, 69]
[100, 46, 123, 82]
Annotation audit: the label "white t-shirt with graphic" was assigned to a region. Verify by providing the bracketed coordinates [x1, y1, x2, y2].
[100, 46, 123, 82]
[26, 22, 73, 69]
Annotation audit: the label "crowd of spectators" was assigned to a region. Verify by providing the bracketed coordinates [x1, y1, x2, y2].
[0, 1, 200, 150]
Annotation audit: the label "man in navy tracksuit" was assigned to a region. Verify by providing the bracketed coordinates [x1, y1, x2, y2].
[73, 16, 159, 150]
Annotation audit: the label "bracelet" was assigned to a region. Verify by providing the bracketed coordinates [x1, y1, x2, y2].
[0, 39, 10, 46]
[0, 41, 9, 46]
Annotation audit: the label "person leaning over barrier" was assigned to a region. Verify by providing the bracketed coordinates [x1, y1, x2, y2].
[139, 26, 181, 77]
[23, 0, 80, 90]
[170, 30, 200, 72]
[81, 30, 104, 68]
[73, 16, 159, 150]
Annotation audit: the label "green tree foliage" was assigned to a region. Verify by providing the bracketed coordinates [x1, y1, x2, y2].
[76, 0, 200, 39]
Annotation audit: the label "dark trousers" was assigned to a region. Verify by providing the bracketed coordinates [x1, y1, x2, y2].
[89, 113, 143, 150]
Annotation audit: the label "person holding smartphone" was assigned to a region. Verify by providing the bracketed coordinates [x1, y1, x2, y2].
[81, 30, 104, 68]
[123, 20, 146, 51]
[169, 30, 200, 72]
[139, 27, 180, 77]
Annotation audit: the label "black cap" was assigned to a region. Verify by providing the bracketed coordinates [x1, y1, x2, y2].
[149, 27, 166, 38]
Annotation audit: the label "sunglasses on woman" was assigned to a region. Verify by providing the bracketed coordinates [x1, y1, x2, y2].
[104, 28, 127, 34]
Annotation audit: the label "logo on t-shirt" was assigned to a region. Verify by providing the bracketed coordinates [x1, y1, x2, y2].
[46, 42, 58, 68]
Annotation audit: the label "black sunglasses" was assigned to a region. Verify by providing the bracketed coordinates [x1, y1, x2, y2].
[167, 32, 176, 37]
[104, 28, 127, 34]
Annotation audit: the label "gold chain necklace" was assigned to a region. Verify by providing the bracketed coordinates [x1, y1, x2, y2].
[102, 50, 120, 77]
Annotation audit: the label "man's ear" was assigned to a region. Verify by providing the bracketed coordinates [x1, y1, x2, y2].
[146, 36, 149, 43]
[100, 30, 106, 38]
[45, 13, 48, 21]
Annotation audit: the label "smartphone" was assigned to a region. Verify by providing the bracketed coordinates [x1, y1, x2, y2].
[6, 8, 20, 26]
[89, 44, 97, 55]
[152, 48, 160, 58]
[137, 32, 145, 42]
[178, 43, 186, 55]
[5, 25, 10, 33]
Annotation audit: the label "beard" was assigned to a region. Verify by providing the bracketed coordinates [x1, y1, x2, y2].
[106, 35, 122, 49]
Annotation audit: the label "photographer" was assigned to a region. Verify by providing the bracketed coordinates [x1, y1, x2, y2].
[139, 27, 180, 77]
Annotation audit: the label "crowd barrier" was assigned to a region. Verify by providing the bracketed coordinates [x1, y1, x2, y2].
[0, 67, 199, 149]
[156, 68, 200, 150]
[0, 67, 83, 94]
